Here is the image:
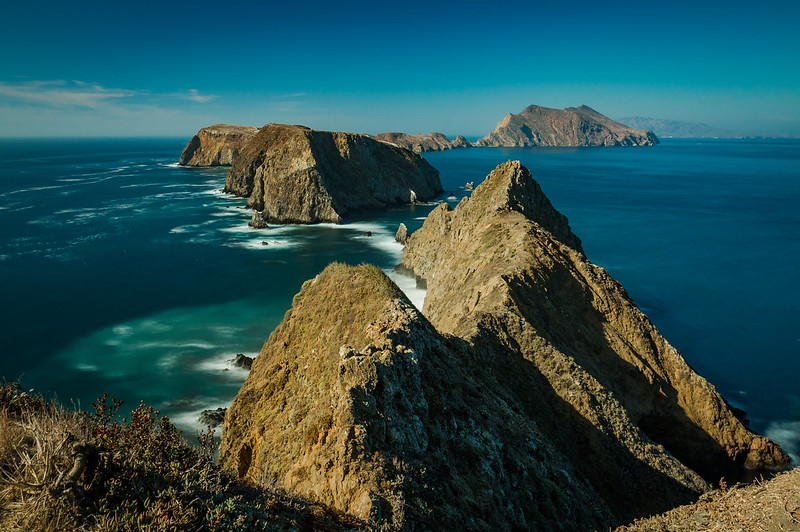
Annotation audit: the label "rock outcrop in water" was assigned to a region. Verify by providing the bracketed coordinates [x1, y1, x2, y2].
[219, 161, 788, 529]
[179, 124, 259, 166]
[476, 105, 659, 147]
[374, 132, 473, 152]
[224, 124, 442, 224]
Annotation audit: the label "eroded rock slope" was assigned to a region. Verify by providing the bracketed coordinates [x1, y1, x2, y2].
[220, 263, 610, 530]
[224, 124, 442, 224]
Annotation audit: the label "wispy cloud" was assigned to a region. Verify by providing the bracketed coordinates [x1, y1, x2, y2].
[183, 89, 217, 103]
[0, 80, 136, 109]
[0, 80, 219, 110]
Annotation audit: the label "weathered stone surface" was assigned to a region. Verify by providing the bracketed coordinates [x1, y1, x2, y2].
[225, 124, 442, 224]
[220, 263, 610, 530]
[395, 223, 409, 244]
[476, 105, 659, 147]
[179, 124, 259, 166]
[401, 161, 788, 518]
[374, 132, 473, 152]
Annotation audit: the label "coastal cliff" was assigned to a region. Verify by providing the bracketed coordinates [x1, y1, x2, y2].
[476, 105, 658, 147]
[179, 124, 259, 166]
[374, 132, 474, 152]
[224, 124, 442, 224]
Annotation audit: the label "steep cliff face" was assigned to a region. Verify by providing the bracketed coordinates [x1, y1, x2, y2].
[224, 124, 442, 224]
[179, 124, 259, 166]
[374, 132, 473, 152]
[220, 263, 611, 530]
[476, 105, 659, 147]
[401, 161, 788, 496]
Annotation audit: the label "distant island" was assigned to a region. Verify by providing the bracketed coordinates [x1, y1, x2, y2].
[477, 104, 658, 147]
[373, 132, 473, 152]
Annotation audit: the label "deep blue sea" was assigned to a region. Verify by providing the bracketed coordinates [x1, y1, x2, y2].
[1, 137, 798, 462]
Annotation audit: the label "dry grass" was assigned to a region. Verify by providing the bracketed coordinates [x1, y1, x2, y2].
[0, 382, 364, 531]
[619, 469, 800, 531]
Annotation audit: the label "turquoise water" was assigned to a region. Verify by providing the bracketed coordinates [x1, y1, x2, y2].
[0, 138, 798, 460]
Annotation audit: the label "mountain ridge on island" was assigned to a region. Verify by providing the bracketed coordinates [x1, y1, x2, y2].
[477, 104, 659, 147]
[219, 160, 788, 530]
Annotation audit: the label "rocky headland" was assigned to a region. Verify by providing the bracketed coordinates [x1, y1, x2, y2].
[219, 160, 788, 529]
[179, 124, 259, 166]
[477, 105, 659, 147]
[224, 124, 442, 224]
[374, 132, 474, 152]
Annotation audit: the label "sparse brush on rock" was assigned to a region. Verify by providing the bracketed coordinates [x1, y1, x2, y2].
[0, 382, 364, 531]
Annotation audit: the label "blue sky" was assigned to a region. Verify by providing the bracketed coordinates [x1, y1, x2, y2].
[1, 0, 798, 137]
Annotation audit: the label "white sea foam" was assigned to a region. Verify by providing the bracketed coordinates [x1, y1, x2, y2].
[197, 353, 252, 378]
[161, 162, 181, 168]
[223, 238, 299, 251]
[765, 420, 800, 463]
[387, 268, 426, 311]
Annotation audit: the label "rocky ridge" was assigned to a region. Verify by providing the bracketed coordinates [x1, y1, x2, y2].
[179, 124, 259, 166]
[477, 105, 658, 147]
[220, 263, 610, 530]
[374, 132, 474, 152]
[224, 124, 442, 224]
[219, 160, 788, 529]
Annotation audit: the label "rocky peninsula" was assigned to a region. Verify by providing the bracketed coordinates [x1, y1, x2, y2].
[477, 105, 659, 147]
[224, 124, 442, 224]
[219, 160, 788, 529]
[374, 132, 474, 152]
[179, 124, 259, 166]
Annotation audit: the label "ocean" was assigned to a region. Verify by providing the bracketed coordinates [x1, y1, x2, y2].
[0, 137, 798, 462]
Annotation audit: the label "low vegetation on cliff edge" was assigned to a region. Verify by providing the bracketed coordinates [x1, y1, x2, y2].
[0, 381, 362, 531]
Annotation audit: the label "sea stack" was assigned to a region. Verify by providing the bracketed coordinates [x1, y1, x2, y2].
[179, 124, 259, 166]
[477, 105, 659, 147]
[224, 124, 442, 224]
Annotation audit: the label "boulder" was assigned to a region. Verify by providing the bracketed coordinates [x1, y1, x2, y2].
[395, 223, 409, 244]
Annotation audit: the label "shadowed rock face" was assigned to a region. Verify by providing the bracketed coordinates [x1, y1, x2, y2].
[374, 132, 473, 152]
[476, 105, 659, 147]
[219, 263, 611, 531]
[401, 161, 788, 506]
[224, 124, 442, 224]
[179, 124, 259, 166]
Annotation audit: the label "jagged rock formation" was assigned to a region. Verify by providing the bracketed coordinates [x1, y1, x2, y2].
[225, 124, 442, 224]
[179, 124, 259, 166]
[220, 161, 788, 529]
[401, 161, 788, 512]
[220, 263, 611, 530]
[476, 105, 659, 147]
[374, 132, 473, 152]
